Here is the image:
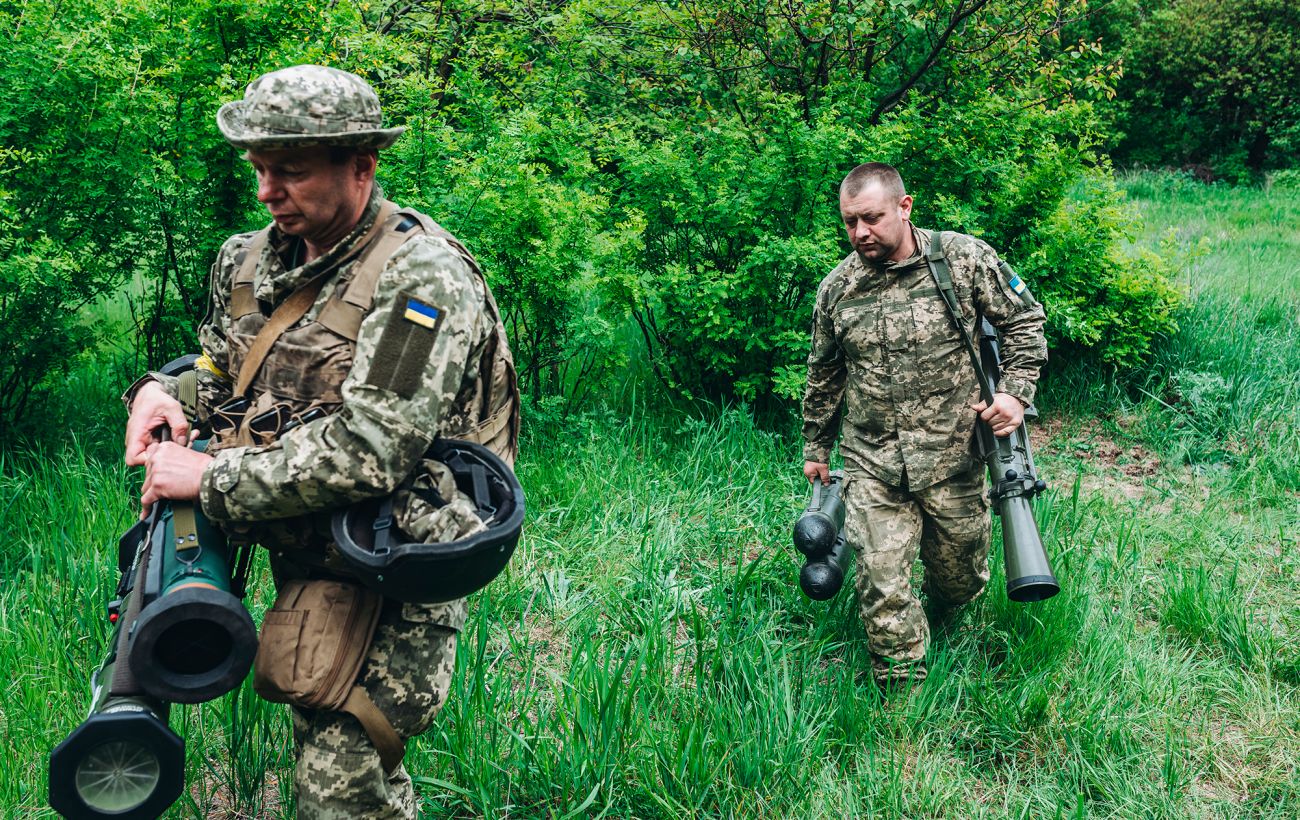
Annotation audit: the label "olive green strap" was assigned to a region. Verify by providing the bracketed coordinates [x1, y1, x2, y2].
[176, 370, 199, 423]
[171, 502, 199, 552]
[341, 685, 406, 773]
[109, 542, 149, 696]
[923, 231, 995, 405]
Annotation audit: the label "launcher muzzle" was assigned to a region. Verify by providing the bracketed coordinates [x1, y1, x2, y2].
[50, 429, 257, 818]
[794, 471, 851, 600]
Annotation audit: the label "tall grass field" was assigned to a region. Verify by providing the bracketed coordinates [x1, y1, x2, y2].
[2, 173, 1297, 817]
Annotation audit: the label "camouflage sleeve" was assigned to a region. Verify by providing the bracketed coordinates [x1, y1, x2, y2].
[200, 235, 485, 522]
[968, 240, 1047, 406]
[800, 283, 845, 463]
[191, 241, 241, 419]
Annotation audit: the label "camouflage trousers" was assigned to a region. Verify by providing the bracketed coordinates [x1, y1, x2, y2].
[844, 466, 990, 685]
[288, 598, 458, 819]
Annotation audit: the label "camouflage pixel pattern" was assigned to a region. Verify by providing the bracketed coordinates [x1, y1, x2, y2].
[168, 184, 515, 815]
[283, 589, 459, 819]
[844, 467, 990, 685]
[393, 459, 488, 545]
[801, 226, 1047, 491]
[185, 187, 513, 634]
[217, 65, 405, 150]
[198, 192, 486, 520]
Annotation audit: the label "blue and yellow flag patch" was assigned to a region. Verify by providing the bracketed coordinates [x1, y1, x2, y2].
[403, 298, 441, 329]
[1008, 274, 1027, 295]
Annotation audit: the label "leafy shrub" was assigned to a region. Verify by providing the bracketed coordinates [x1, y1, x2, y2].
[1023, 177, 1183, 369]
[1099, 0, 1300, 177]
[0, 0, 1189, 429]
[604, 102, 850, 403]
[421, 110, 636, 407]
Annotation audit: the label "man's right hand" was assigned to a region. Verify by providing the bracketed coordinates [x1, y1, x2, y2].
[125, 381, 189, 466]
[803, 461, 831, 484]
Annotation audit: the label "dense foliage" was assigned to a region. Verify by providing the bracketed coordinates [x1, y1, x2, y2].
[1082, 0, 1300, 179]
[0, 0, 1193, 433]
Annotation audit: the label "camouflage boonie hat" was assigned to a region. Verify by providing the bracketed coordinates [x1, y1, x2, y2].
[217, 65, 404, 151]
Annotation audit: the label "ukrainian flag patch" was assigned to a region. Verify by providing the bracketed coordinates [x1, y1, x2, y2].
[1008, 274, 1027, 295]
[404, 298, 440, 328]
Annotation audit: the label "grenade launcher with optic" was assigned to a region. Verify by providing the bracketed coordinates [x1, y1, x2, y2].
[49, 431, 257, 819]
[793, 471, 851, 600]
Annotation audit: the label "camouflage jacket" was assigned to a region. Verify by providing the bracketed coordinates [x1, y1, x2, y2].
[136, 188, 518, 628]
[801, 227, 1047, 490]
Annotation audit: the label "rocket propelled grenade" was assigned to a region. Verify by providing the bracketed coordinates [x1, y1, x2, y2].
[794, 471, 851, 600]
[50, 430, 257, 819]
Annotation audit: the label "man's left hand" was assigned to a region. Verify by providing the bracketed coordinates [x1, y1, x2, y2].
[972, 392, 1025, 438]
[140, 442, 213, 517]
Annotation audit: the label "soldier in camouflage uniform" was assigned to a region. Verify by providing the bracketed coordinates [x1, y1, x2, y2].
[801, 163, 1046, 689]
[123, 65, 519, 817]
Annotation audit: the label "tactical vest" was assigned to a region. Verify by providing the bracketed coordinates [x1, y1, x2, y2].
[214, 202, 519, 465]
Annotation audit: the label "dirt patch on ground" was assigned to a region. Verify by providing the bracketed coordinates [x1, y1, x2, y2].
[192, 770, 283, 819]
[527, 614, 573, 674]
[1032, 415, 1163, 502]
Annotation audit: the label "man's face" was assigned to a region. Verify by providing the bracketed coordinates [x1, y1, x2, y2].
[839, 182, 914, 263]
[246, 147, 373, 246]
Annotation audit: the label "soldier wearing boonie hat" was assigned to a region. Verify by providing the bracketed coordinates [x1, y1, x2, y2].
[217, 64, 406, 150]
[122, 64, 519, 817]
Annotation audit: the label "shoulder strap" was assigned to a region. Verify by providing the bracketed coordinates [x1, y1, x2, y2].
[230, 230, 272, 319]
[316, 208, 489, 341]
[316, 207, 425, 340]
[232, 203, 397, 397]
[341, 685, 406, 774]
[922, 231, 995, 405]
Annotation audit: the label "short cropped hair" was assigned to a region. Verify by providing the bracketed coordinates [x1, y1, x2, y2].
[840, 163, 906, 200]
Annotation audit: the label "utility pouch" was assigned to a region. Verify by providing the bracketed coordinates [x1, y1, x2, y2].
[253, 579, 407, 772]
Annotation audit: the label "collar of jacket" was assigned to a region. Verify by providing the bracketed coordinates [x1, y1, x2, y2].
[254, 185, 386, 304]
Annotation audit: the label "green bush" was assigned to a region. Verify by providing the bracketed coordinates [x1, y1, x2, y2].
[1098, 0, 1300, 177]
[416, 110, 636, 407]
[1023, 177, 1184, 369]
[0, 0, 1190, 430]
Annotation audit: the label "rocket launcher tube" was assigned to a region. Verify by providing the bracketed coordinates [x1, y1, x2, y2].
[50, 421, 257, 818]
[49, 518, 186, 820]
[127, 440, 257, 704]
[795, 471, 851, 600]
[975, 320, 1059, 603]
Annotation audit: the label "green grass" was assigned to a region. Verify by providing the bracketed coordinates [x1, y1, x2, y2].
[4, 173, 1299, 817]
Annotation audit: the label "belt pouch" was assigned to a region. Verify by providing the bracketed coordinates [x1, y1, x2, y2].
[253, 578, 382, 709]
[253, 579, 407, 772]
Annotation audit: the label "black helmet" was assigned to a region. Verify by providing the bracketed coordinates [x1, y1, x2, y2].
[331, 439, 524, 603]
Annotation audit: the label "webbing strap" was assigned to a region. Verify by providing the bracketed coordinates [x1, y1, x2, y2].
[231, 231, 271, 318]
[232, 203, 397, 397]
[311, 208, 420, 341]
[341, 685, 406, 773]
[176, 370, 200, 425]
[172, 503, 199, 552]
[109, 542, 150, 696]
[923, 231, 995, 405]
[341, 210, 422, 312]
